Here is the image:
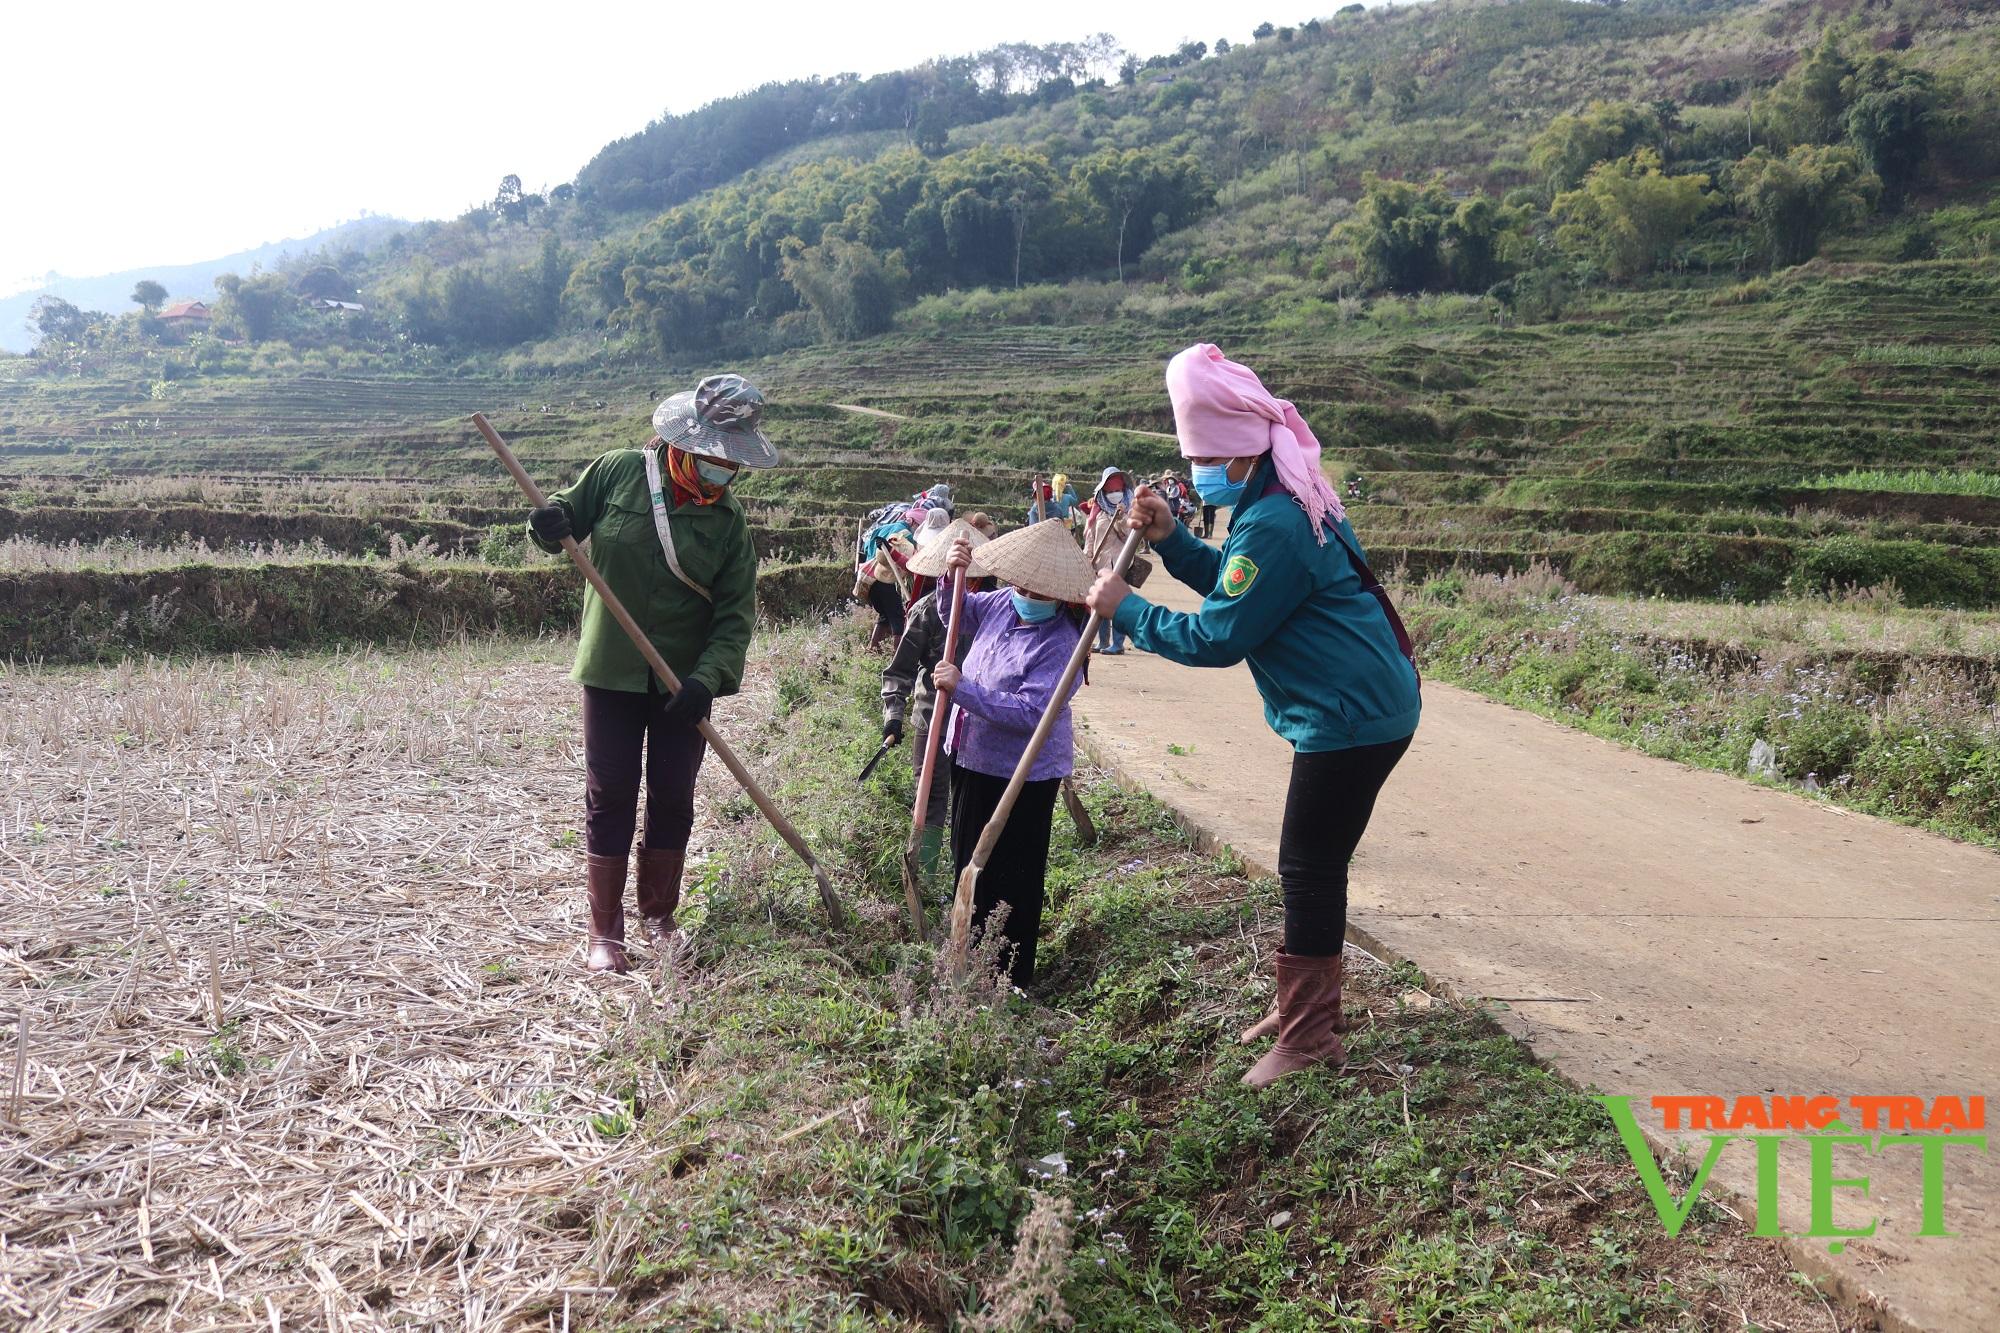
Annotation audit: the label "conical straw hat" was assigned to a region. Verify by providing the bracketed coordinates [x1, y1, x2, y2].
[906, 517, 992, 577]
[969, 518, 1098, 604]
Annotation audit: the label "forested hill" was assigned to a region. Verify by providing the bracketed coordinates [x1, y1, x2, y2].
[18, 0, 2000, 376]
[0, 218, 406, 356]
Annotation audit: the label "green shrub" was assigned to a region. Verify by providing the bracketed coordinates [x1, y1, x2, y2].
[477, 526, 529, 567]
[1805, 468, 2000, 497]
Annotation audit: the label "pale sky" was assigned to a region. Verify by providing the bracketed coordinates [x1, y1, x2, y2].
[1, 0, 1292, 296]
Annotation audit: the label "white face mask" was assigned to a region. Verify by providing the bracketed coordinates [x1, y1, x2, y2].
[694, 459, 737, 488]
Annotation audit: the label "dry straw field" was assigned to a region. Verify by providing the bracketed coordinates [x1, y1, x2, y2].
[0, 643, 765, 1329]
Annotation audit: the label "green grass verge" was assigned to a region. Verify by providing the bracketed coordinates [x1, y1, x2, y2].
[1403, 573, 2000, 847]
[585, 618, 1841, 1329]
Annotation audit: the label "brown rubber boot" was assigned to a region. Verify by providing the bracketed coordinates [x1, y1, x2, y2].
[1240, 949, 1353, 1044]
[1240, 1002, 1280, 1045]
[635, 847, 686, 953]
[1242, 951, 1346, 1089]
[585, 852, 629, 974]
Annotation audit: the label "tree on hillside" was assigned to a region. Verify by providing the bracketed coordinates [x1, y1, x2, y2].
[1528, 101, 1658, 193]
[1551, 150, 1714, 279]
[532, 235, 570, 330]
[1732, 144, 1878, 267]
[1767, 31, 1855, 146]
[1442, 194, 1511, 291]
[1006, 177, 1054, 289]
[1343, 65, 1374, 112]
[1249, 72, 1332, 195]
[30, 296, 92, 350]
[213, 271, 292, 342]
[1843, 58, 1935, 209]
[494, 174, 544, 224]
[782, 236, 903, 340]
[130, 280, 167, 313]
[932, 149, 1065, 288]
[1347, 176, 1449, 292]
[1346, 179, 1520, 295]
[1253, 22, 1275, 39]
[294, 265, 355, 301]
[1075, 148, 1212, 281]
[914, 101, 950, 156]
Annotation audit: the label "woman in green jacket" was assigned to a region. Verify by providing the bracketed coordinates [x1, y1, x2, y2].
[526, 374, 775, 973]
[1085, 344, 1421, 1088]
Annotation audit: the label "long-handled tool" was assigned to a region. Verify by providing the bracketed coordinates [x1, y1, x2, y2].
[472, 413, 847, 930]
[856, 735, 895, 783]
[899, 567, 967, 938]
[1060, 777, 1097, 847]
[945, 526, 1144, 979]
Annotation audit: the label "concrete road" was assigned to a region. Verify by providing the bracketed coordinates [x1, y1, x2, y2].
[1072, 563, 2000, 1332]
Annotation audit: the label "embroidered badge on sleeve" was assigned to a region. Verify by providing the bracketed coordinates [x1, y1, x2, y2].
[1221, 554, 1259, 598]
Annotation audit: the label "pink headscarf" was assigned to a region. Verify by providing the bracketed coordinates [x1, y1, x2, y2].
[1166, 343, 1346, 545]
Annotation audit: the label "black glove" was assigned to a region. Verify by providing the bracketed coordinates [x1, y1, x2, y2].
[529, 503, 571, 543]
[883, 717, 904, 745]
[660, 678, 713, 731]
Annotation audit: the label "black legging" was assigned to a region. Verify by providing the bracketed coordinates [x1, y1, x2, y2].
[1278, 737, 1411, 956]
[866, 579, 906, 641]
[581, 684, 709, 857]
[950, 765, 1061, 987]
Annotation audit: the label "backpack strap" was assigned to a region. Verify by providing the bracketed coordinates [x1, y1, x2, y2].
[1246, 478, 1419, 687]
[1330, 522, 1420, 689]
[640, 445, 713, 603]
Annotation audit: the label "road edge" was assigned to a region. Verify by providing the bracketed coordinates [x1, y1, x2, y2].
[1073, 724, 1911, 1333]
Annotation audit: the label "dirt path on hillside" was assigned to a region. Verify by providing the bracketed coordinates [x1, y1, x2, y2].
[1072, 569, 2000, 1333]
[830, 402, 1176, 441]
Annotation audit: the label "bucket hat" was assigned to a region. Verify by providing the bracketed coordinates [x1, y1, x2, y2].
[969, 519, 1097, 604]
[652, 373, 780, 469]
[906, 517, 992, 578]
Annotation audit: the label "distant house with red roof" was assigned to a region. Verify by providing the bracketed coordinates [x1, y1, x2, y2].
[159, 300, 211, 327]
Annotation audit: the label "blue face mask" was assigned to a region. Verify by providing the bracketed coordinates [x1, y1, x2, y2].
[695, 459, 737, 488]
[1191, 461, 1245, 509]
[1012, 592, 1061, 623]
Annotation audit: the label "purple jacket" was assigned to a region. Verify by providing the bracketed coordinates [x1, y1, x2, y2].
[943, 589, 1086, 782]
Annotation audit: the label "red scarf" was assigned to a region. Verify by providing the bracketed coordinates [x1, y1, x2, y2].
[661, 441, 725, 506]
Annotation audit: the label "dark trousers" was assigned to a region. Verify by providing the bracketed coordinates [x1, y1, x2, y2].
[867, 579, 906, 640]
[950, 765, 1061, 987]
[1199, 504, 1216, 537]
[1278, 736, 1411, 956]
[581, 684, 709, 858]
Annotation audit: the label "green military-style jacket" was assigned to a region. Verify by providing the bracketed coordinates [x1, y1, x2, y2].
[529, 448, 757, 697]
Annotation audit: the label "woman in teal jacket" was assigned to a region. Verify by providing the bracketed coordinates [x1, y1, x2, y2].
[1085, 344, 1420, 1089]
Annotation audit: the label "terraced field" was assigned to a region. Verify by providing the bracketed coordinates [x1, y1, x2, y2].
[3, 258, 1998, 665]
[777, 262, 2000, 607]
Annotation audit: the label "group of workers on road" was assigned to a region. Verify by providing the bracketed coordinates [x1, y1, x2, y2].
[527, 344, 1421, 1089]
[853, 482, 958, 648]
